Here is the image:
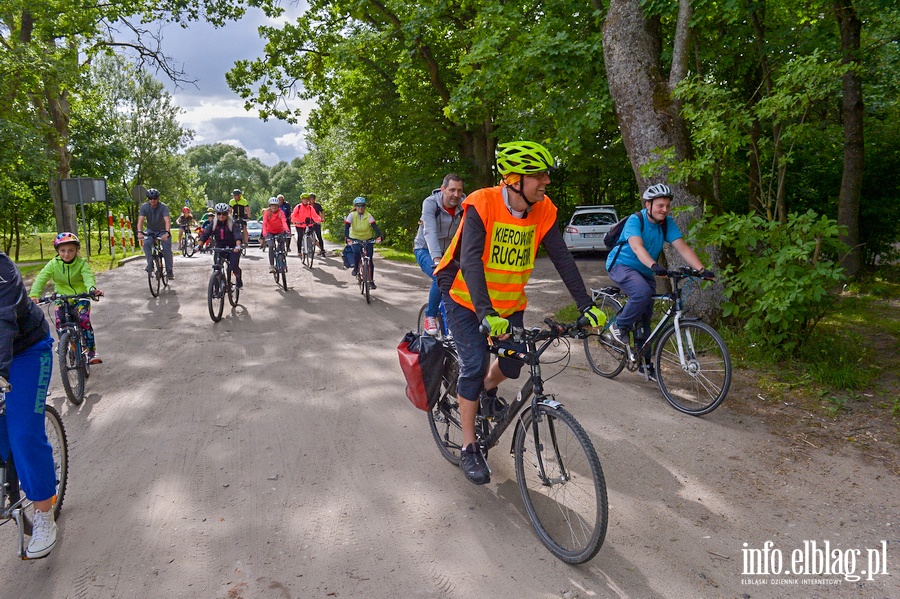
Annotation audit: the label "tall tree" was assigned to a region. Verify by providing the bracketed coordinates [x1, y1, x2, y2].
[834, 0, 864, 277]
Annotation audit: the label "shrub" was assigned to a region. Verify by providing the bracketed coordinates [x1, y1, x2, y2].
[692, 210, 846, 355]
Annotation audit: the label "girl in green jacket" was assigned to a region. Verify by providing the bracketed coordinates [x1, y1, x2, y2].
[28, 232, 105, 364]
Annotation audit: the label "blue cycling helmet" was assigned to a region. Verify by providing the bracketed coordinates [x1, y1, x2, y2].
[353, 196, 367, 206]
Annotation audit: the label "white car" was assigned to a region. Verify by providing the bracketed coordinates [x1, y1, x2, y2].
[246, 220, 263, 245]
[563, 205, 619, 253]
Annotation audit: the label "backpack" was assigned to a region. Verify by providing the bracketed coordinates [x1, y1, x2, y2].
[604, 211, 667, 270]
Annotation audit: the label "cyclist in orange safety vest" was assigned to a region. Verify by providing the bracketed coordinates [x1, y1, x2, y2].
[434, 140, 606, 486]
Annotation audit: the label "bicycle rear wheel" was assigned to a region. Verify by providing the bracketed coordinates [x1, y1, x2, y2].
[148, 260, 160, 297]
[58, 331, 85, 405]
[654, 320, 731, 416]
[427, 349, 462, 465]
[583, 296, 626, 378]
[208, 273, 225, 322]
[7, 404, 69, 535]
[514, 403, 608, 564]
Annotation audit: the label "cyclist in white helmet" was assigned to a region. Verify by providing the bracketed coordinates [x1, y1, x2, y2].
[604, 183, 713, 380]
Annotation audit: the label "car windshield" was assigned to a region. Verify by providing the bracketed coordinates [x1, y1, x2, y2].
[247, 221, 262, 230]
[572, 212, 616, 226]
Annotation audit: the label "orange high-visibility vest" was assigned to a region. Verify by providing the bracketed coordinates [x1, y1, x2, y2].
[436, 185, 557, 317]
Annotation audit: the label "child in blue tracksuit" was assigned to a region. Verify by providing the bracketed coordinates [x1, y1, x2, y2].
[0, 251, 59, 558]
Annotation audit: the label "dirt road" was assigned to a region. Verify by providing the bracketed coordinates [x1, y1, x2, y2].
[2, 246, 897, 598]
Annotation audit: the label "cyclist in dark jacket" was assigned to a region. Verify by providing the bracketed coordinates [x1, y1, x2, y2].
[0, 252, 60, 558]
[198, 203, 245, 288]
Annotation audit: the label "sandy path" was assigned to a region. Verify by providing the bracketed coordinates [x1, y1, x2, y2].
[1, 245, 896, 598]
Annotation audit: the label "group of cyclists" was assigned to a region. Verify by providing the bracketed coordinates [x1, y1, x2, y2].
[2, 138, 715, 562]
[414, 141, 714, 485]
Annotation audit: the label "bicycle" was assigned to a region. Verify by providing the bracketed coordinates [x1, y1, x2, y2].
[583, 266, 731, 416]
[38, 291, 100, 406]
[180, 227, 197, 257]
[203, 247, 240, 322]
[349, 239, 377, 303]
[428, 317, 608, 564]
[0, 384, 69, 559]
[269, 233, 290, 291]
[144, 233, 169, 297]
[300, 222, 317, 269]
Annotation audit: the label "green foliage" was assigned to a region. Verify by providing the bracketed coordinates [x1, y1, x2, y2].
[226, 0, 634, 250]
[693, 209, 847, 354]
[185, 143, 271, 212]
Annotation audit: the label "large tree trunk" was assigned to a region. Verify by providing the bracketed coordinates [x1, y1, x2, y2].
[461, 121, 495, 190]
[603, 0, 723, 318]
[834, 0, 864, 277]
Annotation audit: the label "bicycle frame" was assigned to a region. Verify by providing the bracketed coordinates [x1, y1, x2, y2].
[596, 272, 696, 367]
[478, 323, 586, 482]
[211, 247, 233, 279]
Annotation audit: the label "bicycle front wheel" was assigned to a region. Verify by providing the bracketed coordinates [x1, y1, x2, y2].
[277, 254, 288, 290]
[305, 235, 315, 268]
[148, 261, 160, 297]
[583, 296, 626, 378]
[7, 404, 69, 535]
[208, 273, 225, 322]
[185, 235, 196, 257]
[363, 260, 371, 303]
[654, 320, 731, 416]
[427, 350, 462, 465]
[58, 331, 85, 405]
[514, 403, 608, 564]
[416, 303, 427, 336]
[228, 271, 240, 306]
[157, 256, 168, 288]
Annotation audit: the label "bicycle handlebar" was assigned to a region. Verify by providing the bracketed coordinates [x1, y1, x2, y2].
[38, 290, 101, 304]
[667, 266, 714, 280]
[479, 317, 589, 343]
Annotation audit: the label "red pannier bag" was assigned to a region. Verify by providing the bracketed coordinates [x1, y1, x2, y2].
[397, 331, 446, 411]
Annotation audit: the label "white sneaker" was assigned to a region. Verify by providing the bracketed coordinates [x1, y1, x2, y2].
[269, 266, 277, 273]
[607, 324, 628, 345]
[26, 509, 57, 559]
[424, 316, 439, 336]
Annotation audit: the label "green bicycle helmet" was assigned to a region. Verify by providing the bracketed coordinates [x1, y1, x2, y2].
[496, 141, 555, 176]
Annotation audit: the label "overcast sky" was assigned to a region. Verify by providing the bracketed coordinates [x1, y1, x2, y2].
[157, 3, 312, 166]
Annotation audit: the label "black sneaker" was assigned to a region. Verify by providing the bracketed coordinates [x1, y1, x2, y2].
[369, 281, 377, 290]
[167, 273, 175, 280]
[351, 267, 359, 277]
[638, 364, 657, 382]
[460, 444, 490, 485]
[236, 279, 243, 289]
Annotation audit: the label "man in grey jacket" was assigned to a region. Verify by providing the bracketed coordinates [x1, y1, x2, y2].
[413, 173, 464, 335]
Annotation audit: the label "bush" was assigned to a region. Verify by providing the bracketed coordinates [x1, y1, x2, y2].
[693, 210, 846, 354]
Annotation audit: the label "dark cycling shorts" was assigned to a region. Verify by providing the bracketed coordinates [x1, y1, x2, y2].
[443, 293, 525, 401]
